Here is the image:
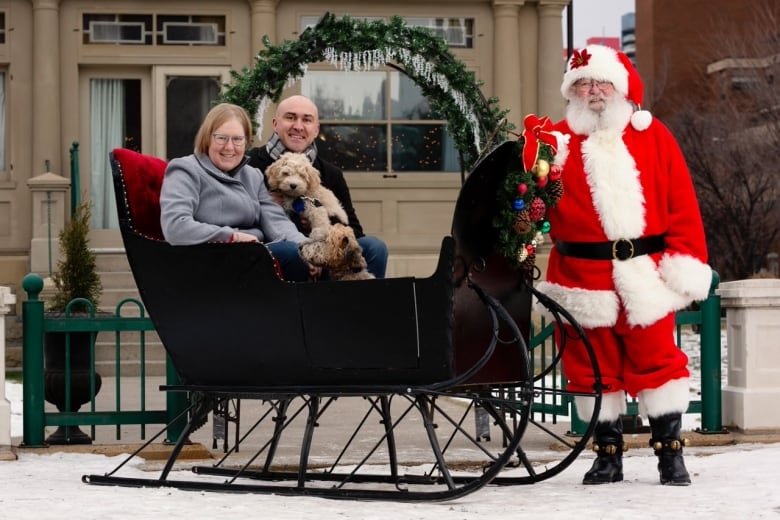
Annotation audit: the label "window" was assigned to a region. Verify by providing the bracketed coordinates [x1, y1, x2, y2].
[82, 13, 225, 46]
[83, 14, 153, 45]
[302, 70, 459, 173]
[165, 76, 221, 160]
[157, 15, 225, 46]
[90, 79, 142, 228]
[404, 18, 474, 48]
[300, 16, 475, 48]
[0, 12, 6, 44]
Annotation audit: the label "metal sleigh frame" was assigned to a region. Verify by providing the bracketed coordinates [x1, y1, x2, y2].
[82, 143, 602, 502]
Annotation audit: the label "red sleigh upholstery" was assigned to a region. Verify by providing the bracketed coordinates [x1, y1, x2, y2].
[111, 148, 167, 241]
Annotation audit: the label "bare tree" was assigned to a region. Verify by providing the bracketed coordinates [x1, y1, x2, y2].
[665, 1, 780, 280]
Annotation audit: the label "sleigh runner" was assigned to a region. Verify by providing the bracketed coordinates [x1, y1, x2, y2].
[80, 142, 602, 501]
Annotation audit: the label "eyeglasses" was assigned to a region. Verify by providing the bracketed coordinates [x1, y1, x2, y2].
[573, 79, 614, 91]
[211, 134, 247, 146]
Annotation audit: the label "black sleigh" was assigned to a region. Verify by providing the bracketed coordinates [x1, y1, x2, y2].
[82, 143, 601, 501]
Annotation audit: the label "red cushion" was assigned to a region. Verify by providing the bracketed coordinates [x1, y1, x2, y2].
[112, 148, 167, 240]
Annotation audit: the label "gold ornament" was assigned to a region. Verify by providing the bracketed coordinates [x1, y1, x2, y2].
[534, 159, 551, 178]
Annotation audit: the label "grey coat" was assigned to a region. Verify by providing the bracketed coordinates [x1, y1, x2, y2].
[160, 153, 306, 245]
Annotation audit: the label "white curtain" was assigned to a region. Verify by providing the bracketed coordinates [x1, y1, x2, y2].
[90, 79, 124, 229]
[0, 72, 6, 171]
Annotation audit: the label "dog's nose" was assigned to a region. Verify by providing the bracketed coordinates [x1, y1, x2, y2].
[289, 183, 298, 190]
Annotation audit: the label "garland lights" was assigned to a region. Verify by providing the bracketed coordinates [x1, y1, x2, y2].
[219, 13, 509, 173]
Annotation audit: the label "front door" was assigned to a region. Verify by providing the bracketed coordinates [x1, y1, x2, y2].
[82, 66, 228, 248]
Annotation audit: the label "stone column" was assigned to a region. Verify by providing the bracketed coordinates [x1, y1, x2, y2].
[492, 1, 524, 129]
[717, 279, 780, 431]
[27, 172, 70, 277]
[249, 0, 281, 142]
[249, 0, 280, 55]
[32, 0, 62, 176]
[1, 286, 17, 457]
[537, 0, 569, 121]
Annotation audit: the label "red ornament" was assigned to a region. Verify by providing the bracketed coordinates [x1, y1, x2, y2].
[528, 197, 546, 221]
[526, 244, 535, 255]
[536, 175, 549, 188]
[517, 183, 528, 195]
[549, 164, 562, 181]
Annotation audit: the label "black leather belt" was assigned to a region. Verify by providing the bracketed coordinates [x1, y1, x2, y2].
[554, 235, 665, 261]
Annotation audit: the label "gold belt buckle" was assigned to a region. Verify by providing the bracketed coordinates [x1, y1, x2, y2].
[612, 238, 634, 260]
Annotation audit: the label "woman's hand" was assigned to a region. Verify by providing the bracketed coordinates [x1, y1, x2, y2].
[232, 231, 259, 242]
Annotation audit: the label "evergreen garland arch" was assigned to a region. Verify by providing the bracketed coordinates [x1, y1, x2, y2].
[220, 13, 509, 173]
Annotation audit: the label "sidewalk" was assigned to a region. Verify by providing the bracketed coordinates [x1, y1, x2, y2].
[9, 376, 780, 466]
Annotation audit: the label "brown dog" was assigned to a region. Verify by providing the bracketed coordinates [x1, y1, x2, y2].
[299, 224, 374, 281]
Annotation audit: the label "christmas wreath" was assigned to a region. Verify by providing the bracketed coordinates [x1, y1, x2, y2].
[494, 115, 565, 271]
[219, 13, 509, 173]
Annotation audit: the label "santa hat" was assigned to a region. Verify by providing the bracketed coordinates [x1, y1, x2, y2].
[560, 45, 652, 131]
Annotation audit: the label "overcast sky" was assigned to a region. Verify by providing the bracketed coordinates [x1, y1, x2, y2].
[568, 0, 636, 48]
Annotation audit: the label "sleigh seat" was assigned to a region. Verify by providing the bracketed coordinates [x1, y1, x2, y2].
[110, 147, 461, 388]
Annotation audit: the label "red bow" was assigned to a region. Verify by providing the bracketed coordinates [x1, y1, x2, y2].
[521, 114, 558, 172]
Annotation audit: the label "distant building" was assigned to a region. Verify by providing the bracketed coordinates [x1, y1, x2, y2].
[621, 12, 636, 62]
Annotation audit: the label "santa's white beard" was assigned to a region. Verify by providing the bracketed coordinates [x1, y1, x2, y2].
[566, 94, 633, 135]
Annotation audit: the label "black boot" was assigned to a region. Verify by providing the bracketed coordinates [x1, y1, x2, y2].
[649, 413, 691, 486]
[583, 420, 626, 485]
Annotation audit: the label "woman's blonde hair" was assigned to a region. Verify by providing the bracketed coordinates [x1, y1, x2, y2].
[193, 103, 252, 154]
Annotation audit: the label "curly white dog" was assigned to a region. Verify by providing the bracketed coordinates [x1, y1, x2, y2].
[264, 152, 348, 227]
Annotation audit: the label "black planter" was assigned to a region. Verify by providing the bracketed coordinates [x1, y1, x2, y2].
[44, 329, 102, 445]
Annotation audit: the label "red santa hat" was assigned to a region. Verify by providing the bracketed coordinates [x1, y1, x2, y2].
[560, 44, 653, 131]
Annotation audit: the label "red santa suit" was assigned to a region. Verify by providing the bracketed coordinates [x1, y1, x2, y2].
[536, 45, 712, 422]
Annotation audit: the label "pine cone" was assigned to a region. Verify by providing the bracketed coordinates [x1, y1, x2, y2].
[513, 210, 532, 234]
[547, 179, 564, 202]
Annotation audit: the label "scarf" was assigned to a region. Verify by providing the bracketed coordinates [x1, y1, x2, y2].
[266, 132, 318, 163]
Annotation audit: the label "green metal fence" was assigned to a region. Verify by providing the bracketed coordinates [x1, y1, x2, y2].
[20, 270, 723, 445]
[20, 273, 187, 447]
[530, 270, 723, 435]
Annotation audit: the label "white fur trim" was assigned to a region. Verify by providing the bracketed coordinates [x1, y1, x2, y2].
[659, 253, 713, 301]
[630, 110, 652, 131]
[561, 45, 628, 100]
[612, 255, 692, 326]
[582, 132, 645, 238]
[534, 281, 619, 328]
[575, 391, 627, 423]
[552, 131, 570, 166]
[638, 378, 690, 418]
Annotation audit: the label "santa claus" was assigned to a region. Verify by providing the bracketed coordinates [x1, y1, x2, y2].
[536, 44, 712, 486]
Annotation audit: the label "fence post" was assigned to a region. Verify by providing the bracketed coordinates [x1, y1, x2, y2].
[698, 271, 724, 433]
[1, 286, 17, 452]
[718, 278, 780, 431]
[21, 274, 46, 447]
